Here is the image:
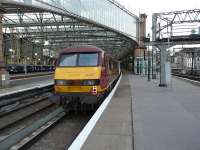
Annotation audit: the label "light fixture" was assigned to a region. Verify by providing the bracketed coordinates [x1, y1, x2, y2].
[9, 49, 13, 52]
[34, 40, 40, 43]
[44, 40, 49, 46]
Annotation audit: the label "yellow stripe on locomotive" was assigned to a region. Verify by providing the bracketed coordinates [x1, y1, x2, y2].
[54, 67, 106, 94]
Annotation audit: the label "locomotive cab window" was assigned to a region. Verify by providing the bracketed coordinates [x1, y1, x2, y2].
[58, 52, 99, 67]
[59, 54, 77, 67]
[78, 53, 98, 66]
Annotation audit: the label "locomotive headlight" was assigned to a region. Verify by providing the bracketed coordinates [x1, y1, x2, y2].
[82, 80, 100, 86]
[55, 80, 66, 85]
[82, 80, 95, 86]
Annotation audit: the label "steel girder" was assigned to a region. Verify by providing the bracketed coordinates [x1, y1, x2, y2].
[1, 4, 135, 59]
[152, 9, 200, 41]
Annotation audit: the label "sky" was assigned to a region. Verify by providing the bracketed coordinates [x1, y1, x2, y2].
[117, 0, 200, 34]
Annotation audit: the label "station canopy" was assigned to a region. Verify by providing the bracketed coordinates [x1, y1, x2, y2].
[1, 0, 139, 59]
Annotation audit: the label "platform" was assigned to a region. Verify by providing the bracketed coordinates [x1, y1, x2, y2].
[81, 75, 133, 150]
[0, 75, 53, 97]
[80, 74, 200, 150]
[130, 75, 200, 150]
[10, 72, 53, 80]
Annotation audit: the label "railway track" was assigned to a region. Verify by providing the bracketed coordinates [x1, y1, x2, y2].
[0, 84, 59, 149]
[172, 73, 200, 82]
[0, 94, 50, 117]
[0, 85, 53, 109]
[0, 104, 93, 150]
[0, 84, 56, 130]
[0, 91, 94, 150]
[173, 73, 200, 87]
[0, 106, 65, 150]
[27, 112, 92, 150]
[0, 97, 55, 131]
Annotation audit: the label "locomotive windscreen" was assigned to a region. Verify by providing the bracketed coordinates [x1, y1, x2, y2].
[59, 53, 98, 67]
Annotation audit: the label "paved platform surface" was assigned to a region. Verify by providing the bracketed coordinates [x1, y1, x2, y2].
[0, 75, 53, 97]
[10, 72, 53, 79]
[130, 75, 200, 150]
[82, 75, 133, 150]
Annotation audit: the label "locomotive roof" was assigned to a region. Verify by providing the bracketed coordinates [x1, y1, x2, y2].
[61, 45, 104, 54]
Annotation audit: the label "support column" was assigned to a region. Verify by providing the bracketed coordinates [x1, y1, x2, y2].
[191, 52, 194, 74]
[0, 12, 10, 87]
[158, 45, 167, 87]
[152, 13, 158, 79]
[147, 47, 151, 81]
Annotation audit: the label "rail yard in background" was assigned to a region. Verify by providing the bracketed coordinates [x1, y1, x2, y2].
[0, 0, 200, 150]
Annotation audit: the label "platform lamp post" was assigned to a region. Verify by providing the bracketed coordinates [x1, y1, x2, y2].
[10, 49, 16, 64]
[44, 40, 49, 65]
[9, 49, 13, 64]
[147, 33, 151, 82]
[24, 57, 27, 74]
[151, 47, 157, 79]
[34, 52, 38, 65]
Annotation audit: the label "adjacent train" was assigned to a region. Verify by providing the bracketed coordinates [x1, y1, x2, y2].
[6, 64, 55, 74]
[54, 45, 120, 107]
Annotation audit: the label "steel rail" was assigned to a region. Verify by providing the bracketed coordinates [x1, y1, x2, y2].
[0, 97, 54, 130]
[0, 95, 49, 117]
[0, 107, 65, 150]
[0, 85, 53, 107]
[173, 74, 200, 86]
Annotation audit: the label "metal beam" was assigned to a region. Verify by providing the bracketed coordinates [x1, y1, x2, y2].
[152, 9, 200, 40]
[1, 4, 136, 60]
[147, 40, 200, 47]
[3, 20, 84, 28]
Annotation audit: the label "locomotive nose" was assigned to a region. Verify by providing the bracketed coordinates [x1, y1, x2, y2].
[54, 67, 101, 80]
[54, 67, 102, 94]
